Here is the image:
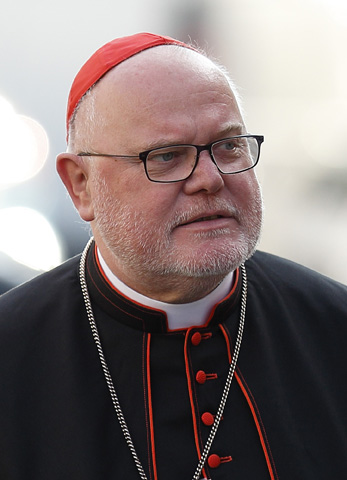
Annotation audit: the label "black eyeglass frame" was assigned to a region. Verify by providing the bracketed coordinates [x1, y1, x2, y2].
[78, 134, 264, 183]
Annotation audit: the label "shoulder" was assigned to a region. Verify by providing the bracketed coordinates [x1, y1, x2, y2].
[245, 250, 347, 311]
[0, 254, 82, 323]
[247, 250, 347, 288]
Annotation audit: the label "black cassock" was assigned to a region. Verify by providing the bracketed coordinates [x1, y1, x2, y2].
[0, 243, 346, 479]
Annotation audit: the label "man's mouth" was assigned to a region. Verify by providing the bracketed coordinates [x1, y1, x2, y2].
[190, 215, 223, 223]
[174, 201, 238, 229]
[180, 214, 228, 227]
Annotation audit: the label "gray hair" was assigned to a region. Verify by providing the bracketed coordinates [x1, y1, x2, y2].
[67, 86, 98, 153]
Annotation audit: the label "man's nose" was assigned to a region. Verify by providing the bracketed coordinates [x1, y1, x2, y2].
[183, 150, 224, 195]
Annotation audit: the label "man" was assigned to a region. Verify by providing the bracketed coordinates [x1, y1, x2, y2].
[0, 33, 346, 480]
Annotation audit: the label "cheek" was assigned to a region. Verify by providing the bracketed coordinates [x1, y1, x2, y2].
[129, 183, 181, 219]
[225, 173, 260, 205]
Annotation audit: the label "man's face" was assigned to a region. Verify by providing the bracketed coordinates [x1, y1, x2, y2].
[84, 48, 263, 299]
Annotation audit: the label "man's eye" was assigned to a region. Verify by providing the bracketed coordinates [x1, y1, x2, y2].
[216, 141, 238, 155]
[150, 149, 185, 163]
[223, 142, 236, 150]
[216, 139, 246, 155]
[159, 151, 175, 162]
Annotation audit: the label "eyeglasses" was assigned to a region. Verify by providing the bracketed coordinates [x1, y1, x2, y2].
[78, 134, 264, 183]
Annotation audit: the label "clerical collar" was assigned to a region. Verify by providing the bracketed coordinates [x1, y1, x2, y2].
[97, 248, 234, 330]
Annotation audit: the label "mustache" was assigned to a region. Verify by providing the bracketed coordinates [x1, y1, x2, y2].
[170, 197, 241, 228]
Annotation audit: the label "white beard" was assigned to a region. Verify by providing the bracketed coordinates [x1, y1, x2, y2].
[91, 174, 263, 281]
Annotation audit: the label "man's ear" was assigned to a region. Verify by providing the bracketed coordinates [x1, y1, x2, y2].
[56, 153, 95, 222]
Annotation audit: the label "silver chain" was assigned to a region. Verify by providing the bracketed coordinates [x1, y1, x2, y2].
[79, 237, 247, 480]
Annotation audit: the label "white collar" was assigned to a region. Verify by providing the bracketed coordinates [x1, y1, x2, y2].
[97, 249, 234, 331]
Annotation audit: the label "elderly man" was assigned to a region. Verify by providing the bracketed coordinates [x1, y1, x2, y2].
[0, 33, 346, 480]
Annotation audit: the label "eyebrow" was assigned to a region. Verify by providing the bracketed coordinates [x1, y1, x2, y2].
[217, 122, 246, 138]
[143, 123, 246, 151]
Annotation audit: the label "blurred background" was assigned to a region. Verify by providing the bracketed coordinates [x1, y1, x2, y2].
[1, 0, 346, 294]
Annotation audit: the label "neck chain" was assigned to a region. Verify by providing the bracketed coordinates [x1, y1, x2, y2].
[79, 238, 247, 480]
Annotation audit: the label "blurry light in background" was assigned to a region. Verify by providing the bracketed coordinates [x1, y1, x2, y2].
[0, 207, 63, 271]
[0, 96, 49, 187]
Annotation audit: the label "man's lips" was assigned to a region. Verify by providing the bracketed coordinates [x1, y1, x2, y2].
[171, 199, 240, 230]
[178, 213, 232, 227]
[186, 215, 224, 224]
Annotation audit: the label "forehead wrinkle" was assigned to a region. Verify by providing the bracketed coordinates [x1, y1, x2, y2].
[140, 122, 246, 151]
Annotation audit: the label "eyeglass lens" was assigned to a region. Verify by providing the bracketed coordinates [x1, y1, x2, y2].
[145, 136, 259, 182]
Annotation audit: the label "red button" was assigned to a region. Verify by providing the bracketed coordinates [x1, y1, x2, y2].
[196, 370, 206, 384]
[208, 454, 221, 468]
[201, 412, 214, 426]
[191, 332, 202, 346]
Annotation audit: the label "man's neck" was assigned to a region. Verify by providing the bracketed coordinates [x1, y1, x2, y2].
[97, 249, 234, 330]
[95, 237, 233, 303]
